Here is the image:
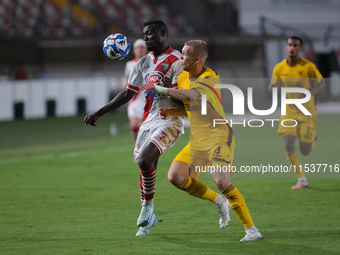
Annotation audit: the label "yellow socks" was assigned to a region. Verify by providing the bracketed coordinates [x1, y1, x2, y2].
[177, 176, 217, 203]
[286, 151, 304, 178]
[178, 178, 256, 229]
[222, 184, 254, 229]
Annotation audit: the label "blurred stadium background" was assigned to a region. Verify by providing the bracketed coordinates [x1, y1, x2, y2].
[0, 0, 339, 121]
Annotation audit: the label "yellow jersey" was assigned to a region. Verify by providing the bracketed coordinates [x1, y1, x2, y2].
[177, 67, 233, 148]
[271, 57, 323, 116]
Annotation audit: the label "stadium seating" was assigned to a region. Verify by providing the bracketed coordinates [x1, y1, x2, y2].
[0, 0, 185, 38]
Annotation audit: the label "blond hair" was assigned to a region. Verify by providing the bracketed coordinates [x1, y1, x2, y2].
[184, 40, 208, 63]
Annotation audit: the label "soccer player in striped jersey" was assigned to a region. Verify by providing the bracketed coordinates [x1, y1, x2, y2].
[140, 40, 262, 241]
[268, 36, 325, 189]
[84, 20, 184, 236]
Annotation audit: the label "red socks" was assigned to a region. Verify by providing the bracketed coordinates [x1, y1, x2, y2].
[140, 165, 156, 202]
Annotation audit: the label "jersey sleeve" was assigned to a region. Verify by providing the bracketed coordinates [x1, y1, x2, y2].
[166, 60, 183, 89]
[127, 61, 143, 92]
[308, 63, 323, 84]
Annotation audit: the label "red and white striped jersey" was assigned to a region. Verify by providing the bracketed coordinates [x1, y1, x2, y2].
[127, 46, 184, 131]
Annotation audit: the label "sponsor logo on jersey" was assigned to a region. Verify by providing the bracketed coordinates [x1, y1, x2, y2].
[184, 103, 201, 112]
[146, 90, 168, 101]
[145, 71, 164, 84]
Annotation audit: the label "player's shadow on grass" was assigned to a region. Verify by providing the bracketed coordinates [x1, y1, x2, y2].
[158, 229, 340, 255]
[307, 186, 340, 192]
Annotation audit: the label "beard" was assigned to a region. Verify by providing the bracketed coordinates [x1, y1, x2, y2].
[146, 43, 155, 52]
[182, 59, 196, 72]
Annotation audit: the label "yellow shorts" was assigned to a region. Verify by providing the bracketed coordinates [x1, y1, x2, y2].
[173, 137, 235, 178]
[278, 113, 317, 143]
[173, 142, 191, 166]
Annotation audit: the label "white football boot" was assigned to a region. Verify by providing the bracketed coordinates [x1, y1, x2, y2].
[292, 180, 309, 189]
[137, 203, 154, 227]
[240, 229, 263, 241]
[136, 213, 157, 236]
[216, 194, 231, 229]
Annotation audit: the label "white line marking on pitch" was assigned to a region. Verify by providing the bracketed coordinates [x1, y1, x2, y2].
[0, 145, 132, 166]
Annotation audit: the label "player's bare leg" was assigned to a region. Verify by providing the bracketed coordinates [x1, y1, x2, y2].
[129, 116, 141, 142]
[168, 161, 231, 229]
[136, 142, 160, 227]
[283, 135, 296, 153]
[283, 135, 309, 189]
[300, 141, 314, 156]
[138, 142, 160, 170]
[212, 170, 262, 241]
[167, 161, 189, 186]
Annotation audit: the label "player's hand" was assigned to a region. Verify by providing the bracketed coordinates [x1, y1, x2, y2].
[83, 113, 100, 126]
[161, 77, 172, 88]
[158, 108, 169, 119]
[268, 83, 275, 92]
[140, 83, 156, 92]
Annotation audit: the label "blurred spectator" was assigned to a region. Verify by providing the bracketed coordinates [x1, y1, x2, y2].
[0, 67, 10, 81]
[15, 62, 28, 80]
[39, 65, 53, 79]
[35, 3, 44, 37]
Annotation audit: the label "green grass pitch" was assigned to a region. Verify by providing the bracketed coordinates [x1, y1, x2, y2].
[0, 112, 339, 254]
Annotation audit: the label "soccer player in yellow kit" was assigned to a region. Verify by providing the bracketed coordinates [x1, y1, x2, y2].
[140, 40, 262, 241]
[268, 36, 325, 189]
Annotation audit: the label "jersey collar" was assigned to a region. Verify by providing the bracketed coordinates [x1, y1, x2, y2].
[189, 67, 208, 80]
[150, 46, 173, 64]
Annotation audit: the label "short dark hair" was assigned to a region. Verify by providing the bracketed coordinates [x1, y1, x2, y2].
[287, 36, 303, 47]
[143, 20, 168, 36]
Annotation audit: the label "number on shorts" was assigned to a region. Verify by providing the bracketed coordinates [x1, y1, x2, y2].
[214, 146, 221, 155]
[307, 126, 314, 137]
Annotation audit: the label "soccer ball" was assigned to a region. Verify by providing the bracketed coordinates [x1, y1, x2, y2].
[103, 33, 130, 60]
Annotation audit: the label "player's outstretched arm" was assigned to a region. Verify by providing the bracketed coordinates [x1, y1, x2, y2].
[84, 88, 135, 126]
[166, 87, 200, 101]
[140, 83, 200, 101]
[158, 106, 187, 119]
